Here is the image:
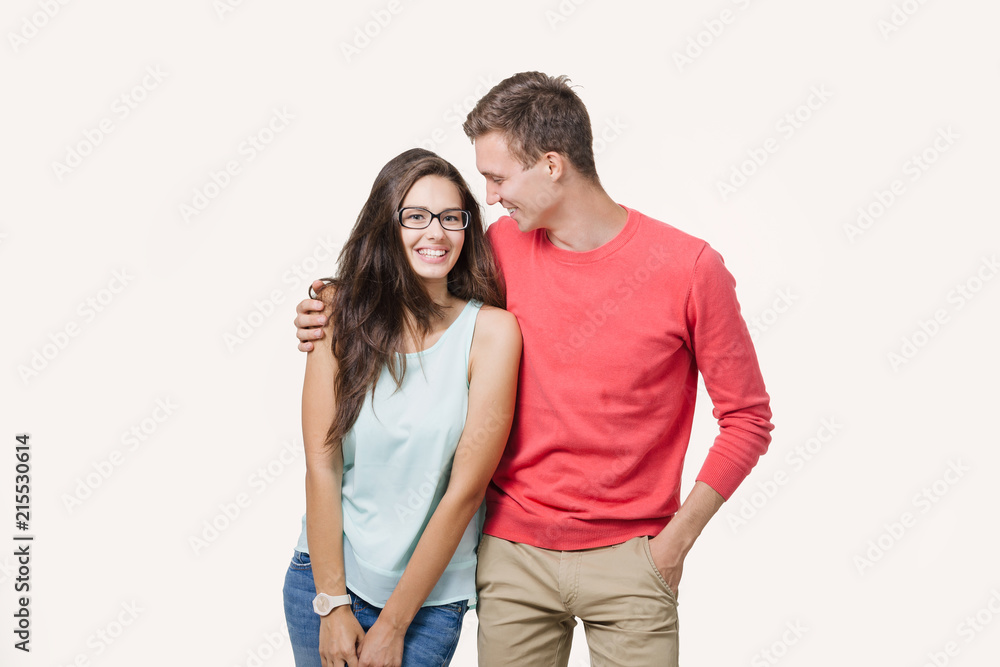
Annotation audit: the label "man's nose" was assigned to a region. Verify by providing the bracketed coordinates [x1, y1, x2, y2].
[485, 183, 500, 206]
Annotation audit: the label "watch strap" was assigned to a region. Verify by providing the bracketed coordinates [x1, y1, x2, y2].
[313, 593, 352, 616]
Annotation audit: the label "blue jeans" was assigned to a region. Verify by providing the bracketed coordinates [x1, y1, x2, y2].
[283, 550, 467, 667]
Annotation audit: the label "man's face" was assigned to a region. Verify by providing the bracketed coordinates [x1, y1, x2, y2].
[474, 131, 555, 233]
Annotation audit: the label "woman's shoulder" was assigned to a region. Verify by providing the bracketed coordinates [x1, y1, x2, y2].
[472, 305, 521, 345]
[469, 306, 521, 382]
[474, 303, 516, 323]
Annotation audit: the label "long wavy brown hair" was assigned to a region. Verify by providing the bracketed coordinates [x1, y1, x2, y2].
[312, 148, 505, 449]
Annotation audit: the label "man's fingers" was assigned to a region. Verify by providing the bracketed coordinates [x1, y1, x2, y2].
[294, 290, 329, 353]
[296, 323, 326, 342]
[294, 314, 327, 335]
[296, 298, 327, 315]
[293, 310, 327, 327]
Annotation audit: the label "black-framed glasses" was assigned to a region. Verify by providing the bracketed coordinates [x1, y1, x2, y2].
[396, 207, 470, 231]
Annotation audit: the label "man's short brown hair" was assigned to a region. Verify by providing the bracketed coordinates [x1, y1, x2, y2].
[463, 71, 599, 183]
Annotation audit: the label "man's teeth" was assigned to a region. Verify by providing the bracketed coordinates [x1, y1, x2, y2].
[418, 249, 446, 257]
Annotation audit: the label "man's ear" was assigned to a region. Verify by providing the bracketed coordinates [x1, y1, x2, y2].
[542, 151, 565, 182]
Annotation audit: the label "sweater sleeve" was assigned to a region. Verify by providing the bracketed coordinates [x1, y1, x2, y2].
[686, 244, 774, 500]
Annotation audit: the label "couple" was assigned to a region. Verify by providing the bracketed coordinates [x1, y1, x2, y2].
[283, 72, 774, 667]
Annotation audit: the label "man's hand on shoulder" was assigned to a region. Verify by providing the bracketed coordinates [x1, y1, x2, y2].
[296, 278, 333, 352]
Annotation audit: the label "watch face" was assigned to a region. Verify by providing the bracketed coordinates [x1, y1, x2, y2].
[315, 595, 330, 614]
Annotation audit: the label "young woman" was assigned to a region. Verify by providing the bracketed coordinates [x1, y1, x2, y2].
[282, 149, 521, 667]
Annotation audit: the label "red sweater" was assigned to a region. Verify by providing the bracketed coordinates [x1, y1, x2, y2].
[483, 207, 773, 550]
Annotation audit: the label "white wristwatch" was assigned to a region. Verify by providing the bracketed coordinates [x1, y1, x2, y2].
[313, 593, 352, 616]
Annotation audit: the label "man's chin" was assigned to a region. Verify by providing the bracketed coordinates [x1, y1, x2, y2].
[513, 215, 535, 232]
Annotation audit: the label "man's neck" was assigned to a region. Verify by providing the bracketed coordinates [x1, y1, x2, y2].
[544, 188, 628, 252]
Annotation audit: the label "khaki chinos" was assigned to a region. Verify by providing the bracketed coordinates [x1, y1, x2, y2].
[476, 534, 679, 666]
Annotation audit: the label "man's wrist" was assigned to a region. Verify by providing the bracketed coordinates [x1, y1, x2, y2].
[661, 512, 701, 554]
[665, 480, 726, 551]
[655, 525, 693, 558]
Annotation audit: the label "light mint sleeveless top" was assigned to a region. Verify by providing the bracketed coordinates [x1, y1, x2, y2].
[296, 300, 485, 607]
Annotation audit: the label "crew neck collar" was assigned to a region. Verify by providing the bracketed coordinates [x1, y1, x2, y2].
[537, 205, 639, 264]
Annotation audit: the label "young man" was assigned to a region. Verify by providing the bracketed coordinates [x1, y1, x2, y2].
[295, 72, 773, 666]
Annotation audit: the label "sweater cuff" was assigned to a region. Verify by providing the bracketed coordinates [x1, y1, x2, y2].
[695, 453, 751, 501]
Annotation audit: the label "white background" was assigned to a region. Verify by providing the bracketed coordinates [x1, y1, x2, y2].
[3, 1, 999, 665]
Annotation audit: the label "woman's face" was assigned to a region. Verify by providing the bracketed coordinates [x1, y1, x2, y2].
[398, 175, 466, 288]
